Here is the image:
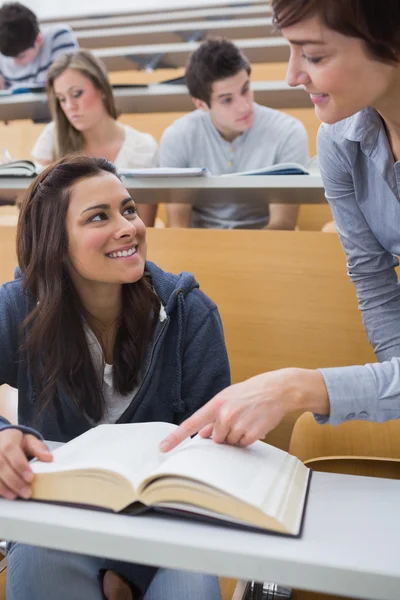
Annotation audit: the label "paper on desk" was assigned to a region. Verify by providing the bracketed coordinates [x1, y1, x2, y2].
[118, 167, 210, 178]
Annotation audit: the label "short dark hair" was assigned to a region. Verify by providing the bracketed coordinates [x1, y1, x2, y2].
[185, 38, 251, 106]
[272, 0, 400, 64]
[0, 2, 40, 57]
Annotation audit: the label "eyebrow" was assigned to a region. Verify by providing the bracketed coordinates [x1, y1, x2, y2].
[288, 39, 326, 46]
[81, 197, 133, 215]
[217, 80, 250, 99]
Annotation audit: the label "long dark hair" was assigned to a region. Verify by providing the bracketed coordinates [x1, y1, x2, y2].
[272, 0, 400, 64]
[17, 154, 160, 422]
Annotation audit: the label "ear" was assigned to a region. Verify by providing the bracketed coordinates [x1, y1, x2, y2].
[192, 97, 209, 112]
[35, 32, 44, 47]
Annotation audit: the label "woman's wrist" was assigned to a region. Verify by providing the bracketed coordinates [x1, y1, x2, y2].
[283, 368, 330, 416]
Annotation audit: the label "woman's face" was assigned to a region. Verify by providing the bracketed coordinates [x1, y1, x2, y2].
[65, 172, 147, 288]
[53, 68, 108, 131]
[282, 14, 397, 124]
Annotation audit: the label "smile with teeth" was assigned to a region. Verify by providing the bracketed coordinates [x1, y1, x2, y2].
[106, 245, 137, 259]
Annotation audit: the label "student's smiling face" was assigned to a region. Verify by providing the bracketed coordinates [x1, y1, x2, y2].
[193, 69, 254, 139]
[282, 14, 397, 124]
[65, 172, 147, 289]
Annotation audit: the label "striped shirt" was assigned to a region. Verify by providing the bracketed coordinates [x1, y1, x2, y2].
[0, 25, 78, 89]
[315, 107, 400, 426]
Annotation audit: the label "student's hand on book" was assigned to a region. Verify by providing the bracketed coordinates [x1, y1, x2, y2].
[103, 570, 133, 600]
[160, 368, 329, 451]
[0, 76, 5, 91]
[0, 429, 52, 500]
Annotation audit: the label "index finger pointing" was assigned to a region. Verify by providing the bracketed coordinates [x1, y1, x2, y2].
[160, 395, 223, 452]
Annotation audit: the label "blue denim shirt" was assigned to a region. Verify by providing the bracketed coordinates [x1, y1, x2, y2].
[316, 107, 400, 425]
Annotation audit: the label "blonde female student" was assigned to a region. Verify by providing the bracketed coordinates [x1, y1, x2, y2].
[32, 49, 158, 226]
[161, 0, 400, 453]
[0, 155, 229, 600]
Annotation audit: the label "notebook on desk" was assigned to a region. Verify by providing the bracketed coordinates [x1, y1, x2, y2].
[0, 84, 46, 95]
[0, 160, 40, 177]
[30, 422, 311, 537]
[220, 163, 310, 177]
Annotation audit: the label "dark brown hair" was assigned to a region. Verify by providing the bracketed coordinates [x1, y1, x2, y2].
[272, 0, 400, 63]
[185, 38, 251, 106]
[17, 154, 160, 422]
[0, 2, 39, 57]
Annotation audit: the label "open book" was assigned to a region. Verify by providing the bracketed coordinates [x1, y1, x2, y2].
[0, 160, 39, 177]
[31, 422, 311, 536]
[220, 163, 309, 176]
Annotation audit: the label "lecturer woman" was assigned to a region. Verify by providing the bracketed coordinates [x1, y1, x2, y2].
[161, 0, 400, 452]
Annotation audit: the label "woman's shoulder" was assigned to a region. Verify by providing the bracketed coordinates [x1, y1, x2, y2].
[115, 124, 158, 168]
[0, 276, 28, 320]
[122, 124, 157, 150]
[145, 261, 217, 315]
[32, 122, 56, 161]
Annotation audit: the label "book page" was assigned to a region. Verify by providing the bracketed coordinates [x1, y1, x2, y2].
[140, 436, 296, 511]
[31, 422, 186, 490]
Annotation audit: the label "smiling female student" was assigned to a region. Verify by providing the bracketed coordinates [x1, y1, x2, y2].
[0, 155, 229, 600]
[160, 0, 400, 453]
[31, 49, 158, 226]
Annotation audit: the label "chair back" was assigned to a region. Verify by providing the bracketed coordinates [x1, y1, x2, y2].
[289, 412, 400, 479]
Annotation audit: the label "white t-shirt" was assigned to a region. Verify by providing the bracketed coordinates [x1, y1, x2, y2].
[32, 122, 158, 168]
[84, 303, 167, 425]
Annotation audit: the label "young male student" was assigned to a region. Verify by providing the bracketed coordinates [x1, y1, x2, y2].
[0, 2, 78, 90]
[158, 38, 309, 229]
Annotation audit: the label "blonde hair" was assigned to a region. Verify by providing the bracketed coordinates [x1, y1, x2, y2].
[46, 49, 118, 159]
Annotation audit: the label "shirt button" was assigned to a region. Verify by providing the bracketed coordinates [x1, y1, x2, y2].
[230, 147, 235, 153]
[228, 160, 233, 167]
[345, 413, 356, 420]
[358, 411, 369, 419]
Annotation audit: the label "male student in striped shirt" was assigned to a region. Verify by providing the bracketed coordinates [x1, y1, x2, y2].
[0, 2, 78, 90]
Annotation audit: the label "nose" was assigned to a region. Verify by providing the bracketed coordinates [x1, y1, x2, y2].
[286, 55, 312, 88]
[65, 95, 78, 113]
[113, 214, 138, 239]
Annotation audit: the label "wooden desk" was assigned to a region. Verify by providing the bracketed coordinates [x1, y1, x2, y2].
[0, 472, 398, 599]
[48, 4, 272, 30]
[76, 17, 276, 48]
[95, 37, 289, 72]
[0, 174, 325, 205]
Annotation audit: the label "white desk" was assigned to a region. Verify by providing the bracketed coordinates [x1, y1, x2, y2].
[48, 4, 272, 30]
[95, 37, 289, 72]
[76, 17, 276, 49]
[0, 472, 399, 599]
[0, 81, 311, 122]
[0, 174, 325, 205]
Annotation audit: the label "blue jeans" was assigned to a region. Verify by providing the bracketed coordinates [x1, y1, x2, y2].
[7, 544, 222, 600]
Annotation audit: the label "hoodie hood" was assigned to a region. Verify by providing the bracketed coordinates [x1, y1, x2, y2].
[144, 261, 199, 315]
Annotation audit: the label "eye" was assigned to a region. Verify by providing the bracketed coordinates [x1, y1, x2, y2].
[123, 205, 137, 216]
[222, 97, 232, 105]
[242, 87, 250, 96]
[72, 90, 83, 98]
[303, 55, 323, 64]
[57, 97, 66, 104]
[88, 212, 107, 223]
